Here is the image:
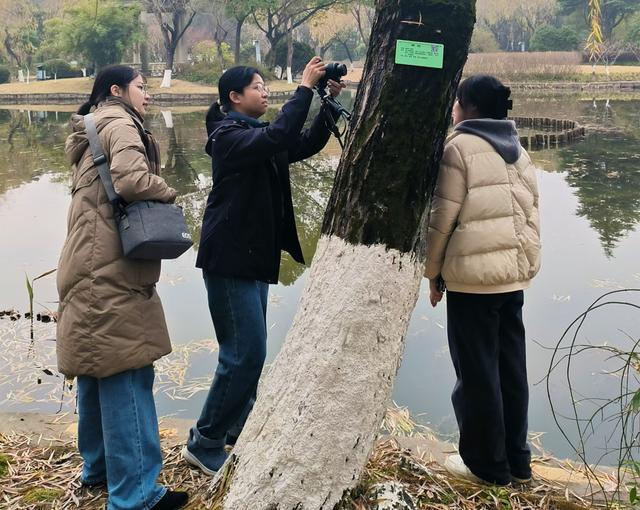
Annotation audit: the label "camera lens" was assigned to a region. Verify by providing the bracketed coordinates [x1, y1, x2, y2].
[326, 63, 347, 81]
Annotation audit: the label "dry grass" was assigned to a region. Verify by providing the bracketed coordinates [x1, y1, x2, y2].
[0, 77, 297, 96]
[0, 319, 628, 509]
[464, 52, 640, 82]
[343, 52, 640, 84]
[464, 52, 581, 81]
[0, 426, 610, 510]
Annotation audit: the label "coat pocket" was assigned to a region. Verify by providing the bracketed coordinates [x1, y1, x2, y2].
[71, 166, 100, 195]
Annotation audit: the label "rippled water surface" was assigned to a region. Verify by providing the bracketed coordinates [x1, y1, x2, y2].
[1, 92, 639, 461]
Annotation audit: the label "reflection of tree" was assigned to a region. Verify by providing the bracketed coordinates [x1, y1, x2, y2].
[152, 114, 210, 249]
[0, 109, 71, 195]
[278, 157, 337, 286]
[558, 132, 640, 257]
[163, 123, 201, 190]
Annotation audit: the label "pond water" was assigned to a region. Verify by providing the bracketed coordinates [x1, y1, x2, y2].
[1, 92, 639, 463]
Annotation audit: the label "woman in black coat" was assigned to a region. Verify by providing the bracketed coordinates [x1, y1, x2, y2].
[182, 57, 345, 474]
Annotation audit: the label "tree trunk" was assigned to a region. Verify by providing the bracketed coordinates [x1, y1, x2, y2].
[211, 1, 476, 508]
[165, 35, 176, 71]
[337, 38, 354, 63]
[234, 17, 245, 64]
[4, 29, 21, 67]
[286, 18, 293, 84]
[352, 5, 369, 46]
[264, 33, 282, 68]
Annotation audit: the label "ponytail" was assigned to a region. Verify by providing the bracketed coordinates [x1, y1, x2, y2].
[205, 101, 225, 136]
[77, 100, 94, 115]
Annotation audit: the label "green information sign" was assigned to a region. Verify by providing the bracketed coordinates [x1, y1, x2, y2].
[395, 39, 444, 69]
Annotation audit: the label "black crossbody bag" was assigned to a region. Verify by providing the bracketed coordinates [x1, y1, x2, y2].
[84, 113, 192, 260]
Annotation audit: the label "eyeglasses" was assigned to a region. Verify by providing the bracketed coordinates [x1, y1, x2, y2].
[136, 84, 149, 94]
[250, 83, 269, 94]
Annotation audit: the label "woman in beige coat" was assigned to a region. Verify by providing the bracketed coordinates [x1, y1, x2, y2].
[424, 75, 541, 486]
[57, 65, 187, 510]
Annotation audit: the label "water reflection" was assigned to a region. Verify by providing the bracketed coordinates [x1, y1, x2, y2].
[558, 133, 640, 257]
[1, 96, 639, 461]
[514, 96, 640, 257]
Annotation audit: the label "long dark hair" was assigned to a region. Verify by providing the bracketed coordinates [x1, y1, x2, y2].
[456, 74, 513, 120]
[205, 66, 262, 132]
[77, 65, 141, 115]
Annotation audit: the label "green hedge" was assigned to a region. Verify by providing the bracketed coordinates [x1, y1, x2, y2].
[176, 61, 276, 86]
[175, 62, 222, 86]
[42, 59, 83, 78]
[530, 26, 580, 52]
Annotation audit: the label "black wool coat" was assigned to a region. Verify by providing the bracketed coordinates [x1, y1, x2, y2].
[196, 86, 334, 283]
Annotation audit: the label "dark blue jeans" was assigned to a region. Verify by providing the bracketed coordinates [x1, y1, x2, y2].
[77, 366, 166, 510]
[190, 272, 268, 449]
[446, 290, 530, 486]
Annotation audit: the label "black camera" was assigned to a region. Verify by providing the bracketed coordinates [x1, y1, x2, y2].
[317, 62, 347, 90]
[314, 61, 351, 148]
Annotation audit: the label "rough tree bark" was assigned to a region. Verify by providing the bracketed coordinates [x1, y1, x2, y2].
[211, 1, 476, 508]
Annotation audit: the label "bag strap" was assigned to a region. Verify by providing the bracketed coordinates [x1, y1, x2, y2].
[84, 113, 120, 206]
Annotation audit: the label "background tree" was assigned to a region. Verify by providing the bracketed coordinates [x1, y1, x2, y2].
[252, 0, 342, 66]
[208, 0, 476, 508]
[349, 0, 374, 46]
[1, 0, 42, 75]
[306, 8, 357, 59]
[477, 0, 558, 51]
[53, 0, 140, 71]
[143, 0, 197, 86]
[559, 0, 640, 40]
[224, 0, 265, 64]
[329, 26, 363, 62]
[476, 0, 522, 51]
[271, 39, 314, 78]
[469, 26, 500, 52]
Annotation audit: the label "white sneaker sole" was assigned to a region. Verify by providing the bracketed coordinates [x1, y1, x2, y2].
[181, 446, 218, 476]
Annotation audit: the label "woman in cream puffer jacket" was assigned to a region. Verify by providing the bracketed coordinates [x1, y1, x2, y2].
[424, 75, 541, 487]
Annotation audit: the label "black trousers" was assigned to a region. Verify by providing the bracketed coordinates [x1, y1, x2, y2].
[446, 290, 531, 485]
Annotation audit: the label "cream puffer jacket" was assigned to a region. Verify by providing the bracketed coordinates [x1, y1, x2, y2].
[424, 120, 541, 294]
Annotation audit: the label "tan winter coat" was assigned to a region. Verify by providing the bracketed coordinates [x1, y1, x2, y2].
[424, 130, 541, 294]
[56, 99, 177, 378]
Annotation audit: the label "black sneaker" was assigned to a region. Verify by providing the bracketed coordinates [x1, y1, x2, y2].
[80, 478, 107, 490]
[225, 433, 239, 449]
[151, 490, 189, 510]
[511, 474, 532, 484]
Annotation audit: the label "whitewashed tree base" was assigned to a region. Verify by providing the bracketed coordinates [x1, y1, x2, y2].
[215, 235, 425, 510]
[160, 69, 172, 88]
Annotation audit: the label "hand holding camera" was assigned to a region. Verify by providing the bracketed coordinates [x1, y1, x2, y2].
[301, 57, 327, 90]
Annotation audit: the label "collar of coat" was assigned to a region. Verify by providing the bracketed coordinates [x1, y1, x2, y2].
[97, 97, 161, 176]
[99, 97, 145, 127]
[226, 110, 269, 128]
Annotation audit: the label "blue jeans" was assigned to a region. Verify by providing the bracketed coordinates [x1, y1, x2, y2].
[189, 272, 268, 449]
[77, 366, 166, 510]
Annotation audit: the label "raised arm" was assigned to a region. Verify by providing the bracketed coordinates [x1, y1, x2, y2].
[106, 119, 177, 204]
